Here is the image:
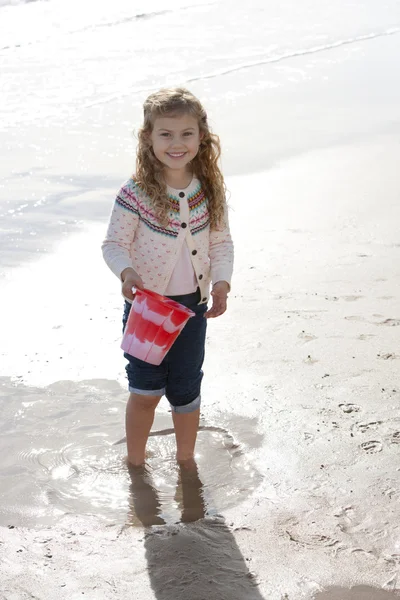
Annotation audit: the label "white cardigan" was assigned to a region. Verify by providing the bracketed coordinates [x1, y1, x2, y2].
[102, 177, 234, 304]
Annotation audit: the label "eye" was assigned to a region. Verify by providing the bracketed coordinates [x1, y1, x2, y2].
[183, 131, 193, 137]
[160, 132, 170, 137]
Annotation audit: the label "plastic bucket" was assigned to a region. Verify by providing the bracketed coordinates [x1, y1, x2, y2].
[121, 289, 195, 366]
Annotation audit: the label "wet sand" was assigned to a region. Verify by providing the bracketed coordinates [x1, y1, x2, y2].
[1, 32, 400, 600]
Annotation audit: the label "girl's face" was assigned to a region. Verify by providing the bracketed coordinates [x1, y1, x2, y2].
[149, 113, 202, 174]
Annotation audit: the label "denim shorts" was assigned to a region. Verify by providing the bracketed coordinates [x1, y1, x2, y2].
[122, 289, 207, 413]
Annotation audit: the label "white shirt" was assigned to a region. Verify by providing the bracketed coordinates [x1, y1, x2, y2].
[165, 181, 198, 295]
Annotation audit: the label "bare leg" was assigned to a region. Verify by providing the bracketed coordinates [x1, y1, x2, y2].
[126, 393, 161, 466]
[172, 408, 200, 464]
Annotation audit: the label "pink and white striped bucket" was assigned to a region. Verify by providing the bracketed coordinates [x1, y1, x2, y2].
[121, 289, 195, 366]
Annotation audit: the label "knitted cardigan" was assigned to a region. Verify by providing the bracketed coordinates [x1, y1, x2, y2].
[101, 177, 234, 304]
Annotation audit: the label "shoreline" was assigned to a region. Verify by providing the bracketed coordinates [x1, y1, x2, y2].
[1, 33, 400, 274]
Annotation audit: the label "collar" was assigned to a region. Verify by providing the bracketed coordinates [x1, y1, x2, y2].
[167, 176, 200, 198]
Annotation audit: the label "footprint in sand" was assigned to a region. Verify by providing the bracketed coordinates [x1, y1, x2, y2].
[339, 403, 361, 414]
[384, 553, 400, 566]
[285, 527, 341, 549]
[361, 440, 383, 454]
[344, 316, 366, 322]
[343, 295, 363, 302]
[390, 432, 400, 445]
[353, 421, 383, 433]
[377, 318, 400, 327]
[298, 331, 317, 343]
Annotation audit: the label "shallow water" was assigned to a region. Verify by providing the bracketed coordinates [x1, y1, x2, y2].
[1, 0, 399, 129]
[0, 377, 262, 527]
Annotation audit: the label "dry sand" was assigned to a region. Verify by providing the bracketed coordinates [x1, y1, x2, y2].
[1, 33, 400, 600]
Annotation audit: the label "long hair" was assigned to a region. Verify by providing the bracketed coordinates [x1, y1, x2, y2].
[135, 87, 226, 230]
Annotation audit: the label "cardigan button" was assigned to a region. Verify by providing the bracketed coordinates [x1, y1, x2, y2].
[179, 192, 185, 198]
[181, 222, 187, 228]
[191, 249, 197, 255]
[199, 274, 203, 280]
[202, 297, 207, 302]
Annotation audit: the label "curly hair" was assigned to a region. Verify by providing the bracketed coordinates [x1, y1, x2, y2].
[135, 87, 226, 230]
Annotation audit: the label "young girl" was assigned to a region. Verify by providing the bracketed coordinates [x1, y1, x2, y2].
[102, 87, 234, 467]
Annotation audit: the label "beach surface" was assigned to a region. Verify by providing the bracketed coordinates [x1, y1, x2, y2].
[1, 1, 400, 598]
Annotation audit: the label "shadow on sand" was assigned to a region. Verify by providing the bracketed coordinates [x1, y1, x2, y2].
[314, 586, 400, 599]
[128, 461, 266, 600]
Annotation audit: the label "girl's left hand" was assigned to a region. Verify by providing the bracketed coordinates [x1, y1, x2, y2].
[205, 281, 230, 318]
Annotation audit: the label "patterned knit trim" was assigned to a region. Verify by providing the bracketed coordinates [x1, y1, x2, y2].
[120, 178, 209, 237]
[188, 187, 207, 210]
[191, 218, 210, 235]
[168, 196, 180, 214]
[134, 194, 180, 238]
[168, 184, 206, 213]
[128, 177, 207, 212]
[116, 192, 139, 216]
[141, 217, 179, 238]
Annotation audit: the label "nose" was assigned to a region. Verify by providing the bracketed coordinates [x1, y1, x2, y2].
[170, 137, 184, 148]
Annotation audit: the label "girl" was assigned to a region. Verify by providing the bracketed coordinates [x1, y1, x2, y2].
[102, 87, 234, 467]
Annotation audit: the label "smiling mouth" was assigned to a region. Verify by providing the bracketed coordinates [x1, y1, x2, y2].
[167, 152, 187, 159]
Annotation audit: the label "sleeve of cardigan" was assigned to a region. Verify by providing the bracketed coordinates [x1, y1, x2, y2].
[101, 183, 140, 279]
[209, 203, 234, 288]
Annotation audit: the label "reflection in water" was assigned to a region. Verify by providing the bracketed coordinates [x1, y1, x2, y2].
[128, 459, 206, 527]
[128, 460, 267, 600]
[176, 460, 207, 524]
[125, 421, 261, 527]
[127, 463, 166, 527]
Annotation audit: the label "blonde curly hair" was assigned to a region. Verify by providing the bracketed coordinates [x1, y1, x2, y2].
[135, 87, 226, 230]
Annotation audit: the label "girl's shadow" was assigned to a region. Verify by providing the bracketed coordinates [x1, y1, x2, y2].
[314, 587, 400, 600]
[128, 461, 266, 600]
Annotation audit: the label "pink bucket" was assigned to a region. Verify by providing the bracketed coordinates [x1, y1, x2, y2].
[121, 289, 195, 366]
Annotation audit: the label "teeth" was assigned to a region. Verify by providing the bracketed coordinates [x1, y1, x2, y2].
[168, 153, 185, 157]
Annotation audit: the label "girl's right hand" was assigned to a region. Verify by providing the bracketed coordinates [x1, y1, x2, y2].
[121, 267, 144, 300]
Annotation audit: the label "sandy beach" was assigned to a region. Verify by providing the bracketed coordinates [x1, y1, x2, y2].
[1, 2, 400, 598]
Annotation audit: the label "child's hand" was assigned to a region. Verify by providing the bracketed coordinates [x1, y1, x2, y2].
[121, 267, 144, 300]
[205, 281, 230, 318]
